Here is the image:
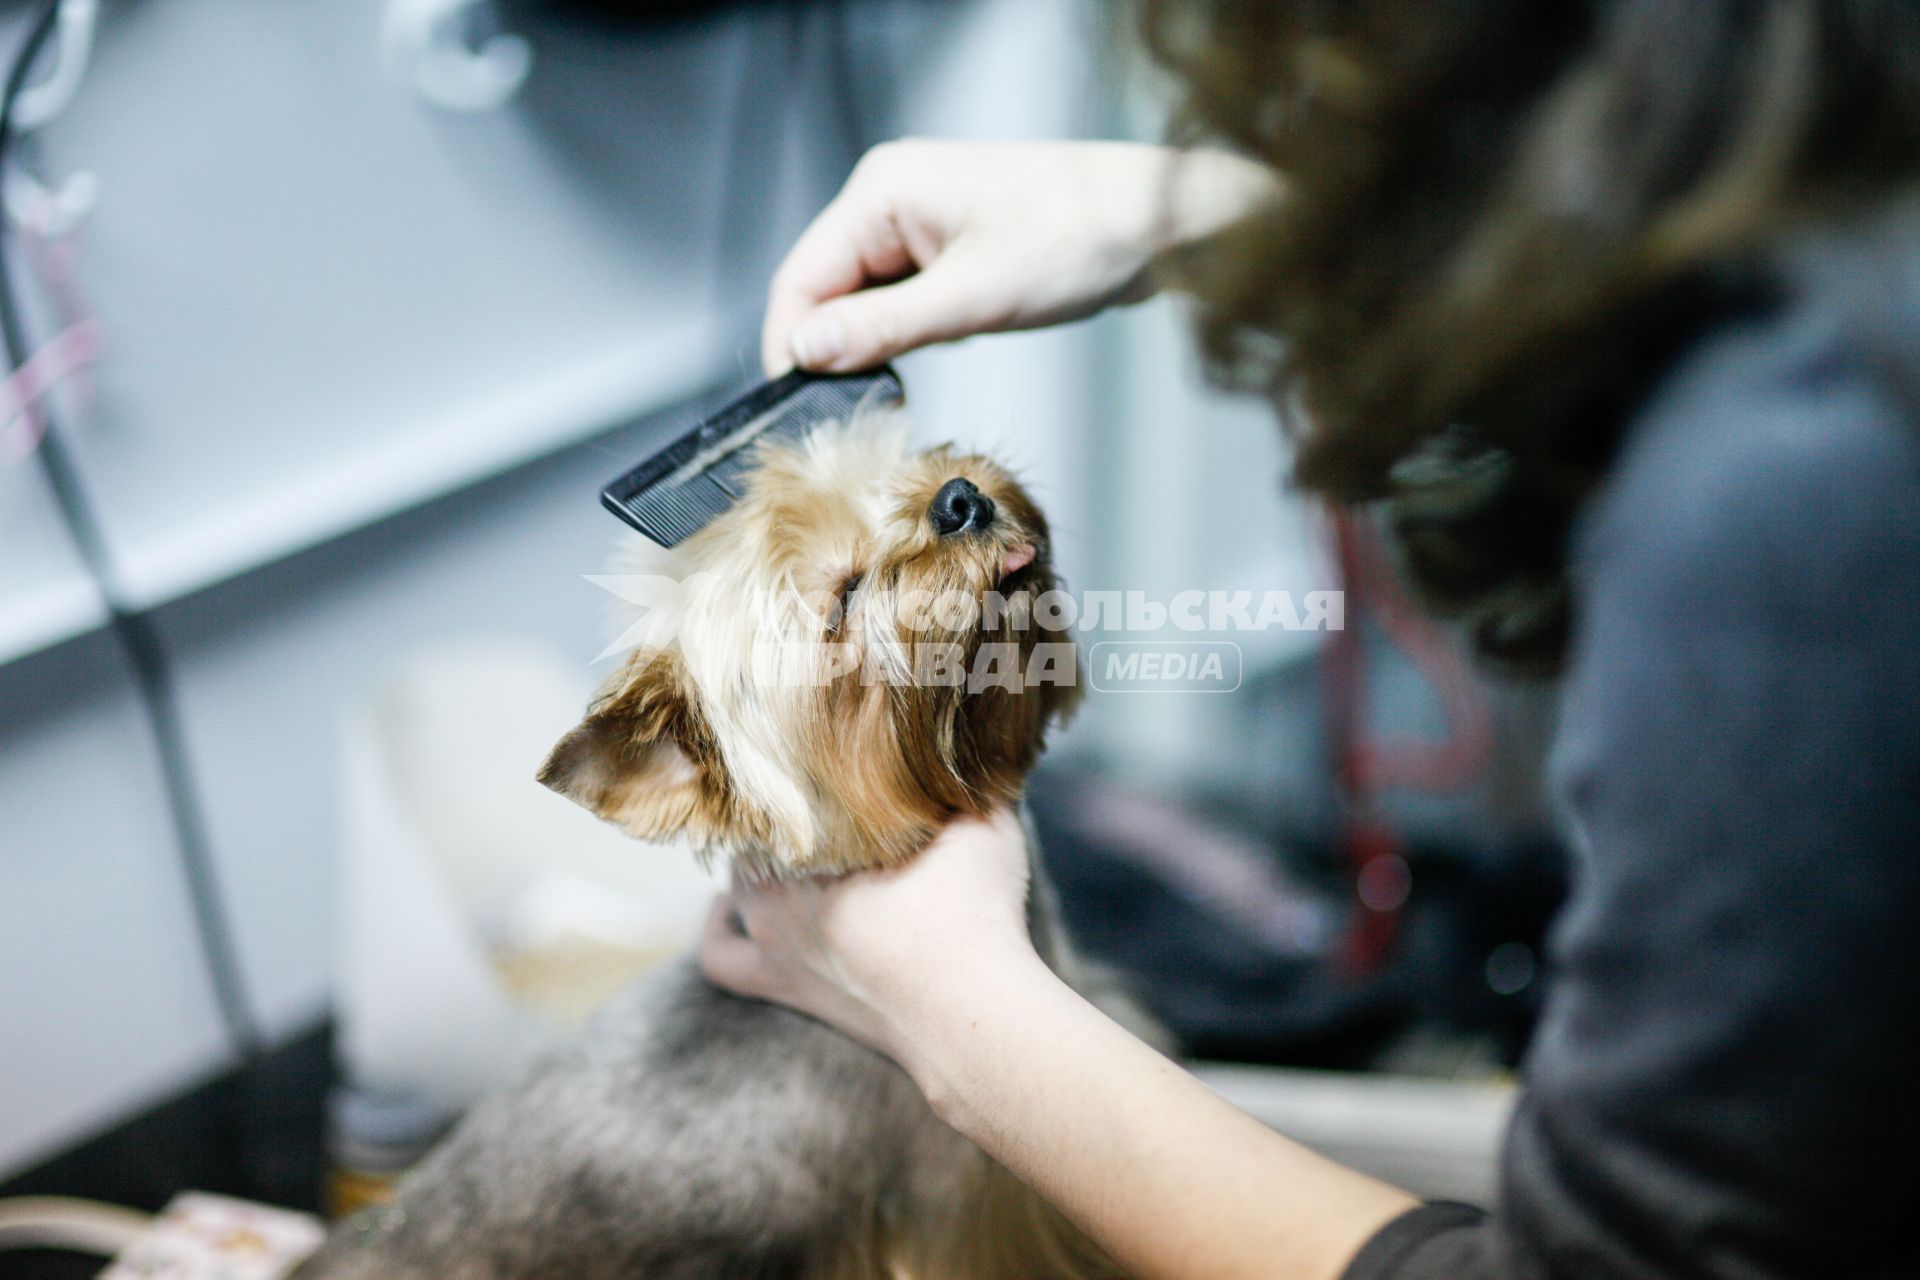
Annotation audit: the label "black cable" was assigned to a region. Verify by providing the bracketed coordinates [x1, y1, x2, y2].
[2, 0, 265, 1061]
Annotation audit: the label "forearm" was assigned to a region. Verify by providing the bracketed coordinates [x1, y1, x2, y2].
[895, 950, 1416, 1280]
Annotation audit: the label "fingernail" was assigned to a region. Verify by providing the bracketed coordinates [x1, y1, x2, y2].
[791, 316, 846, 369]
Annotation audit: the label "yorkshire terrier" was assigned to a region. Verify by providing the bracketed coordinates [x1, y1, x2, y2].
[295, 410, 1152, 1280]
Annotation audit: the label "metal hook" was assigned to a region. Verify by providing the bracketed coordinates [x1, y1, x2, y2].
[381, 0, 532, 113]
[4, 165, 97, 236]
[13, 0, 99, 132]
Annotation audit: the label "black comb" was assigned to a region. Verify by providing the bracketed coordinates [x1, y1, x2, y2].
[600, 367, 904, 547]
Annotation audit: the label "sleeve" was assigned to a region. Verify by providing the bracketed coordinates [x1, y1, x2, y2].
[1342, 322, 1920, 1280]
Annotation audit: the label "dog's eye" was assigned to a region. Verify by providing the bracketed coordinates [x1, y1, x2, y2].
[833, 573, 864, 629]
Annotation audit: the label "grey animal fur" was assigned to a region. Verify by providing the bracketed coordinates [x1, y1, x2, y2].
[293, 819, 1157, 1280]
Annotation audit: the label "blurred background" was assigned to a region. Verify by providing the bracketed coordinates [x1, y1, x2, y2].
[0, 0, 1563, 1258]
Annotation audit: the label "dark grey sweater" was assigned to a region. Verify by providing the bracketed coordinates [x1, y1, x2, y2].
[1344, 232, 1920, 1280]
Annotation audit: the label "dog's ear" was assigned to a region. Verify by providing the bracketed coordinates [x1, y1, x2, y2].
[537, 652, 726, 841]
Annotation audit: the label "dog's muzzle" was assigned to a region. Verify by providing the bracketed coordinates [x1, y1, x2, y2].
[929, 478, 995, 536]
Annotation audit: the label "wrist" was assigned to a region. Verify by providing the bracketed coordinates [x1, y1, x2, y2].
[1068, 143, 1278, 257]
[890, 944, 1073, 1131]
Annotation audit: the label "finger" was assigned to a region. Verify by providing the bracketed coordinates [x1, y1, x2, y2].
[986, 802, 1027, 839]
[699, 931, 766, 997]
[783, 261, 1006, 373]
[704, 891, 745, 938]
[699, 896, 773, 997]
[762, 189, 919, 376]
[724, 869, 797, 939]
[727, 866, 773, 908]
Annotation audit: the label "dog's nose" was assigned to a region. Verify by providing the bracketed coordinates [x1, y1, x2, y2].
[929, 477, 995, 536]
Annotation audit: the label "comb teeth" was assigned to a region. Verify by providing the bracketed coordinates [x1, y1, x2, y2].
[600, 367, 903, 547]
[627, 472, 731, 547]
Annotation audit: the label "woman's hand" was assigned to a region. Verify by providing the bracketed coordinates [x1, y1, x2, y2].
[699, 806, 1041, 1083]
[761, 139, 1282, 375]
[704, 807, 1415, 1280]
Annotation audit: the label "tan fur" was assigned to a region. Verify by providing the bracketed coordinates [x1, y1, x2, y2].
[541, 410, 1080, 879]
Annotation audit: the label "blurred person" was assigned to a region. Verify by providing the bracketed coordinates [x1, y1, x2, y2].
[702, 4, 1920, 1278]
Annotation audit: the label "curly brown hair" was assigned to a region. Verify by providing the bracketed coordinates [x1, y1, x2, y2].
[1142, 0, 1920, 671]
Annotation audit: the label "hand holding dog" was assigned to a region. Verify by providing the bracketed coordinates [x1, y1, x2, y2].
[703, 804, 1414, 1280]
[701, 806, 1043, 1088]
[761, 139, 1282, 376]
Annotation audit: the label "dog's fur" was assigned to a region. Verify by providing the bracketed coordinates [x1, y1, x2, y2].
[295, 412, 1146, 1280]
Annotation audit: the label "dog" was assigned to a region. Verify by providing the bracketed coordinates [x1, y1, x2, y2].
[294, 409, 1151, 1280]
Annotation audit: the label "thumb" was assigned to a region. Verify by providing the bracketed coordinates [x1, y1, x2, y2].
[698, 894, 774, 998]
[787, 268, 995, 373]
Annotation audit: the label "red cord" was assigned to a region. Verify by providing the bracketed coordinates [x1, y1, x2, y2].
[2, 189, 101, 462]
[1323, 507, 1493, 975]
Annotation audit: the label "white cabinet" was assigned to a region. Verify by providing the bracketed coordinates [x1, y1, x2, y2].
[34, 0, 754, 614]
[0, 635, 233, 1173]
